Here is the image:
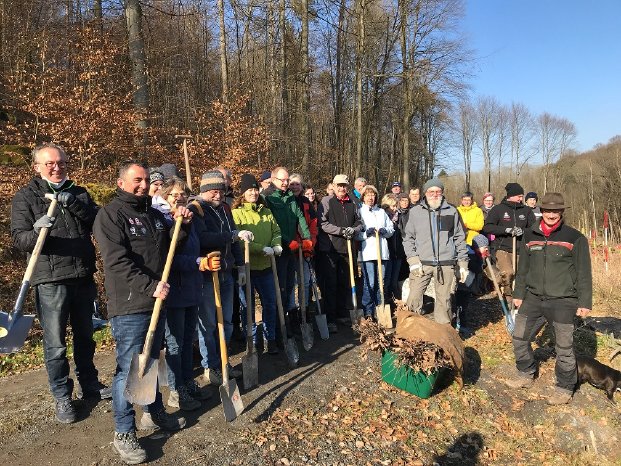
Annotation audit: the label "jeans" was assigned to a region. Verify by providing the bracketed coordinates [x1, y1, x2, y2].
[239, 269, 278, 342]
[197, 271, 234, 370]
[165, 305, 199, 390]
[287, 255, 311, 310]
[110, 311, 166, 433]
[361, 260, 387, 317]
[34, 279, 98, 400]
[384, 257, 402, 302]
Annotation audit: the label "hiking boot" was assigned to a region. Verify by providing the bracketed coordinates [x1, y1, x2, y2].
[228, 363, 242, 378]
[55, 398, 77, 424]
[77, 380, 112, 400]
[185, 379, 212, 400]
[266, 340, 279, 354]
[113, 431, 147, 465]
[504, 370, 534, 389]
[205, 368, 223, 385]
[327, 323, 338, 334]
[139, 409, 186, 431]
[168, 386, 201, 411]
[547, 386, 573, 405]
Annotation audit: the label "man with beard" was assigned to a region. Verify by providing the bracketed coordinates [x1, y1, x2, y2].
[402, 178, 469, 325]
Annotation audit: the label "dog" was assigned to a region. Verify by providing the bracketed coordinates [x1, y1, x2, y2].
[576, 356, 621, 402]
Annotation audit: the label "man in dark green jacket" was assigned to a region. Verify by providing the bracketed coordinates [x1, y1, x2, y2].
[505, 193, 592, 405]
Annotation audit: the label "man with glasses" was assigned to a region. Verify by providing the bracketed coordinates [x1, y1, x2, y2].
[402, 178, 469, 325]
[11, 142, 110, 424]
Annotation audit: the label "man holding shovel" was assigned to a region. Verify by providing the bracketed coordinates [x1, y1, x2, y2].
[11, 142, 110, 424]
[94, 161, 193, 464]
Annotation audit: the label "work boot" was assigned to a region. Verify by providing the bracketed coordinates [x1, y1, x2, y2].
[113, 431, 147, 465]
[266, 340, 279, 355]
[139, 409, 186, 431]
[205, 368, 223, 385]
[167, 386, 201, 411]
[55, 398, 77, 424]
[77, 380, 112, 400]
[504, 369, 534, 389]
[227, 363, 242, 378]
[547, 386, 573, 405]
[185, 379, 212, 400]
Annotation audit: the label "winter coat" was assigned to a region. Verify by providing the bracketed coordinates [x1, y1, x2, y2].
[262, 184, 310, 247]
[357, 204, 394, 261]
[316, 194, 363, 254]
[232, 202, 282, 271]
[294, 194, 318, 246]
[457, 202, 484, 246]
[402, 198, 469, 267]
[11, 177, 98, 286]
[514, 220, 592, 309]
[482, 199, 536, 254]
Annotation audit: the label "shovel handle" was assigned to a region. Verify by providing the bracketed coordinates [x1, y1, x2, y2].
[307, 260, 323, 315]
[346, 239, 358, 310]
[375, 230, 386, 306]
[485, 257, 511, 315]
[298, 247, 307, 321]
[269, 255, 288, 342]
[212, 265, 230, 380]
[244, 241, 254, 355]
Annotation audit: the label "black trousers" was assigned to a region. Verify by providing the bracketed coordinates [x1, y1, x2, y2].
[316, 250, 353, 322]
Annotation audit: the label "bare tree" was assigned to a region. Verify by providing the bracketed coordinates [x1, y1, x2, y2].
[457, 100, 477, 190]
[510, 102, 535, 178]
[124, 0, 149, 139]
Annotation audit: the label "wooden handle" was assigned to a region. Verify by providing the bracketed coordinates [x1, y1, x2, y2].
[346, 238, 358, 310]
[23, 197, 58, 283]
[244, 241, 254, 353]
[212, 270, 230, 379]
[182, 138, 193, 191]
[376, 230, 385, 305]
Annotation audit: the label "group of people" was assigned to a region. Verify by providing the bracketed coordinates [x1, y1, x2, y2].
[9, 142, 592, 464]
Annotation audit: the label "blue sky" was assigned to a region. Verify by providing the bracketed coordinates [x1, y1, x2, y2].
[463, 0, 621, 153]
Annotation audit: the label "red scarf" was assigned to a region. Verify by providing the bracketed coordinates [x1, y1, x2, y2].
[337, 194, 350, 205]
[540, 219, 561, 237]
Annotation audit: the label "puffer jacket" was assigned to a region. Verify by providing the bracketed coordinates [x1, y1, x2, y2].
[482, 198, 535, 254]
[11, 177, 98, 286]
[457, 202, 484, 245]
[357, 204, 394, 261]
[232, 202, 282, 271]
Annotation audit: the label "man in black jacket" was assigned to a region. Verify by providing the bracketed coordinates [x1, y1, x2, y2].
[94, 161, 192, 464]
[505, 193, 592, 405]
[11, 142, 110, 424]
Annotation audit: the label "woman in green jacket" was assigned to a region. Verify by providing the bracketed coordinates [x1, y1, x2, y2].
[232, 174, 283, 354]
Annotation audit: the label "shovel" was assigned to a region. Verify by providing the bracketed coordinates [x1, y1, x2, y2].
[0, 193, 57, 354]
[298, 248, 314, 351]
[307, 258, 329, 340]
[485, 256, 515, 335]
[270, 255, 299, 368]
[374, 230, 393, 329]
[213, 260, 244, 421]
[511, 236, 518, 321]
[346, 238, 364, 329]
[241, 241, 259, 390]
[124, 215, 183, 406]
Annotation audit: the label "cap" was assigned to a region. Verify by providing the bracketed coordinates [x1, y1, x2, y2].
[259, 170, 271, 182]
[332, 174, 349, 185]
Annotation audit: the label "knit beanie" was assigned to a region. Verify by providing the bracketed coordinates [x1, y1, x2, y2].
[200, 170, 226, 192]
[471, 234, 489, 250]
[525, 191, 538, 201]
[158, 163, 180, 180]
[422, 178, 444, 193]
[149, 170, 164, 184]
[239, 173, 259, 194]
[505, 182, 524, 197]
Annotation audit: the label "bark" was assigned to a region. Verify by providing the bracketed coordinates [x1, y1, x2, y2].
[300, 0, 310, 173]
[218, 0, 229, 102]
[124, 0, 149, 134]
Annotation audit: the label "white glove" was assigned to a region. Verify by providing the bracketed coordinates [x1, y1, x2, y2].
[459, 267, 469, 284]
[263, 246, 274, 256]
[408, 257, 423, 278]
[237, 268, 247, 286]
[273, 245, 283, 256]
[238, 230, 254, 242]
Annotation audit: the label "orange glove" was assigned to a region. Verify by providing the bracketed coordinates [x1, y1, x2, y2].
[288, 240, 300, 252]
[199, 255, 221, 272]
[302, 239, 313, 252]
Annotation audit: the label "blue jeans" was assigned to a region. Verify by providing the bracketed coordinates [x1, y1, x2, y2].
[197, 271, 234, 370]
[110, 311, 166, 433]
[361, 260, 386, 317]
[384, 257, 402, 302]
[239, 269, 278, 342]
[287, 255, 311, 310]
[34, 279, 98, 400]
[276, 251, 296, 310]
[165, 305, 199, 390]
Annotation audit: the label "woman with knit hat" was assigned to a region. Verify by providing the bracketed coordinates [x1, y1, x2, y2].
[232, 173, 283, 354]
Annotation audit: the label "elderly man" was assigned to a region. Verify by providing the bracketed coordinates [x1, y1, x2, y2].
[259, 170, 272, 193]
[525, 191, 542, 220]
[391, 182, 402, 195]
[94, 161, 192, 464]
[11, 142, 110, 425]
[403, 178, 469, 325]
[316, 174, 364, 332]
[505, 193, 592, 405]
[408, 188, 420, 206]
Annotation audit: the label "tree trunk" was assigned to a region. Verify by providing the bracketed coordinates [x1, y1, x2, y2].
[279, 0, 289, 159]
[400, 0, 410, 190]
[354, 0, 365, 178]
[124, 0, 149, 139]
[300, 0, 310, 173]
[218, 0, 229, 103]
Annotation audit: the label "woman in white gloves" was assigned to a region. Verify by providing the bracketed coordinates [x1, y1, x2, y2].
[232, 174, 283, 354]
[357, 185, 394, 319]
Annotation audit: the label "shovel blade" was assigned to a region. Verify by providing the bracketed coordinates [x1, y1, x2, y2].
[314, 314, 329, 340]
[242, 352, 259, 390]
[284, 337, 299, 368]
[124, 353, 159, 406]
[300, 322, 314, 351]
[157, 349, 169, 387]
[219, 379, 244, 422]
[0, 312, 35, 354]
[349, 308, 363, 328]
[376, 304, 394, 329]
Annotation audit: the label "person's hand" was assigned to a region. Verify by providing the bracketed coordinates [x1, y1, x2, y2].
[33, 215, 55, 233]
[263, 246, 275, 256]
[237, 267, 247, 286]
[56, 192, 75, 207]
[273, 245, 283, 256]
[174, 205, 193, 224]
[342, 227, 355, 239]
[505, 227, 523, 237]
[153, 281, 170, 299]
[378, 228, 387, 236]
[238, 230, 254, 242]
[289, 240, 300, 251]
[302, 239, 313, 253]
[408, 256, 423, 278]
[459, 267, 469, 284]
[513, 298, 523, 308]
[366, 227, 376, 238]
[199, 255, 221, 272]
[576, 308, 591, 317]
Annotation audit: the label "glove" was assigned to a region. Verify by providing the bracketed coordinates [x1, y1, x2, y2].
[56, 192, 75, 207]
[342, 227, 355, 239]
[231, 229, 240, 242]
[263, 246, 275, 256]
[378, 228, 387, 236]
[33, 215, 55, 233]
[366, 227, 376, 238]
[273, 245, 283, 256]
[199, 255, 221, 272]
[289, 240, 300, 252]
[238, 230, 254, 242]
[237, 267, 247, 286]
[408, 256, 423, 278]
[301, 239, 313, 252]
[459, 267, 469, 284]
[512, 227, 523, 237]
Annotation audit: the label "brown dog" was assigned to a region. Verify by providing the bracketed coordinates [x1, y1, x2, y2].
[576, 356, 621, 402]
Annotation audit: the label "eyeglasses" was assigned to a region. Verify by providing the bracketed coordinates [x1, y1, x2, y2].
[274, 177, 290, 183]
[38, 161, 67, 169]
[168, 192, 187, 199]
[426, 190, 443, 195]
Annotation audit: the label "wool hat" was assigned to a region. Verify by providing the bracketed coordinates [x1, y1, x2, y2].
[540, 192, 568, 210]
[149, 169, 164, 184]
[471, 234, 489, 250]
[240, 173, 259, 194]
[505, 182, 524, 197]
[525, 191, 538, 201]
[422, 178, 444, 193]
[259, 170, 271, 182]
[392, 181, 402, 187]
[200, 170, 226, 192]
[158, 163, 180, 180]
[333, 174, 349, 185]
